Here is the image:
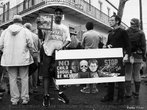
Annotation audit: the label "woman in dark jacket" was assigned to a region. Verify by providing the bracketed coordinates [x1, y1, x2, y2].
[125, 18, 146, 99]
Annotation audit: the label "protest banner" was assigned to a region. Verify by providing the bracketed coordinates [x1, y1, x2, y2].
[55, 48, 125, 85]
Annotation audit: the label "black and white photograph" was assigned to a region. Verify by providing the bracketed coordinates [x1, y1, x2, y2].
[0, 0, 147, 110]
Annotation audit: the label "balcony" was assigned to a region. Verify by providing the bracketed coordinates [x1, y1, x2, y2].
[0, 0, 127, 29]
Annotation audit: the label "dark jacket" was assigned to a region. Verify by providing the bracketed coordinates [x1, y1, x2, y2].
[106, 28, 131, 56]
[127, 27, 146, 61]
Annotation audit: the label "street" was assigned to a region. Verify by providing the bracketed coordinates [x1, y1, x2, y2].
[0, 78, 147, 110]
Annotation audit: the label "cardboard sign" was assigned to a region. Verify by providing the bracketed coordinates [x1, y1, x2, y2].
[37, 14, 53, 30]
[55, 48, 125, 85]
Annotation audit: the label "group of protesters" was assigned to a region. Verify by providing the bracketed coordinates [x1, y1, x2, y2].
[0, 7, 146, 107]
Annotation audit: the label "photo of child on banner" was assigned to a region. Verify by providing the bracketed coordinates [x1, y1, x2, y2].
[89, 59, 99, 78]
[69, 60, 79, 79]
[78, 60, 89, 78]
[80, 59, 99, 93]
[55, 48, 124, 85]
[56, 58, 123, 79]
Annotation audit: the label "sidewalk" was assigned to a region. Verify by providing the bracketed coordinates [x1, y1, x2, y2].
[0, 80, 147, 110]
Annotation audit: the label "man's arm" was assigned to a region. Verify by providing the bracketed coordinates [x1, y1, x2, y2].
[63, 41, 71, 49]
[81, 34, 86, 49]
[122, 30, 131, 63]
[0, 30, 5, 51]
[62, 25, 71, 49]
[140, 31, 146, 61]
[123, 30, 131, 56]
[25, 29, 36, 55]
[106, 34, 112, 48]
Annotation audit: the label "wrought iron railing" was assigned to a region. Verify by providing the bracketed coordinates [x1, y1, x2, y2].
[0, 0, 127, 28]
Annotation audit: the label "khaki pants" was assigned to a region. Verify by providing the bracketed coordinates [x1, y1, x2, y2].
[7, 66, 29, 103]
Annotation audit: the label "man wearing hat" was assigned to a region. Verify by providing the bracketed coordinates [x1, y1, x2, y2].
[125, 18, 146, 99]
[37, 8, 71, 107]
[0, 15, 35, 105]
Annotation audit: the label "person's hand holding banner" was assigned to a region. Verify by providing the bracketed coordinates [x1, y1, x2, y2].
[123, 54, 129, 63]
[56, 45, 63, 51]
[107, 44, 112, 48]
[129, 56, 134, 64]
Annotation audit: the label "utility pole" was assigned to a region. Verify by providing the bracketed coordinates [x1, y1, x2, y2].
[139, 0, 143, 30]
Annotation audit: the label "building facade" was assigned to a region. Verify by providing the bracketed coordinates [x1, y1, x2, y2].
[0, 0, 127, 43]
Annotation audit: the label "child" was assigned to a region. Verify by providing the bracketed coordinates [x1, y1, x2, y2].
[88, 59, 99, 93]
[80, 59, 99, 93]
[79, 60, 90, 93]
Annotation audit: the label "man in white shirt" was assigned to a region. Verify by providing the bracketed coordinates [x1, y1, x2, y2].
[38, 8, 71, 107]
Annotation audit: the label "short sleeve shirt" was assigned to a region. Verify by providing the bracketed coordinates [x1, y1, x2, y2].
[43, 22, 71, 56]
[81, 30, 100, 49]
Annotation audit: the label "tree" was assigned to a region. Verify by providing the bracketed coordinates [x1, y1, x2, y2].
[117, 0, 129, 19]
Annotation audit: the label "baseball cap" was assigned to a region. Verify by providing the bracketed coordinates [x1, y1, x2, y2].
[55, 8, 63, 14]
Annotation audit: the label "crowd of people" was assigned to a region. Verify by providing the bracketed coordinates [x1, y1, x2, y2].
[0, 8, 146, 107]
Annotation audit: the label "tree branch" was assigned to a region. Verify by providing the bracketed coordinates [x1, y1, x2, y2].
[117, 0, 129, 18]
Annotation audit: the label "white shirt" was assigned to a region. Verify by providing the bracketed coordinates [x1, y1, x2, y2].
[43, 22, 71, 56]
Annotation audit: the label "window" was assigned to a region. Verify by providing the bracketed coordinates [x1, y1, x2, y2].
[23, 0, 34, 10]
[98, 1, 102, 12]
[3, 4, 5, 22]
[2, 1, 10, 22]
[107, 7, 110, 17]
[89, 0, 91, 11]
[23, 0, 27, 10]
[6, 2, 10, 20]
[32, 0, 35, 5]
[28, 0, 31, 8]
[89, 0, 91, 4]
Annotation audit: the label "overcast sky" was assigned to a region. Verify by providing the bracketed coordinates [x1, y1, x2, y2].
[111, 0, 147, 39]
